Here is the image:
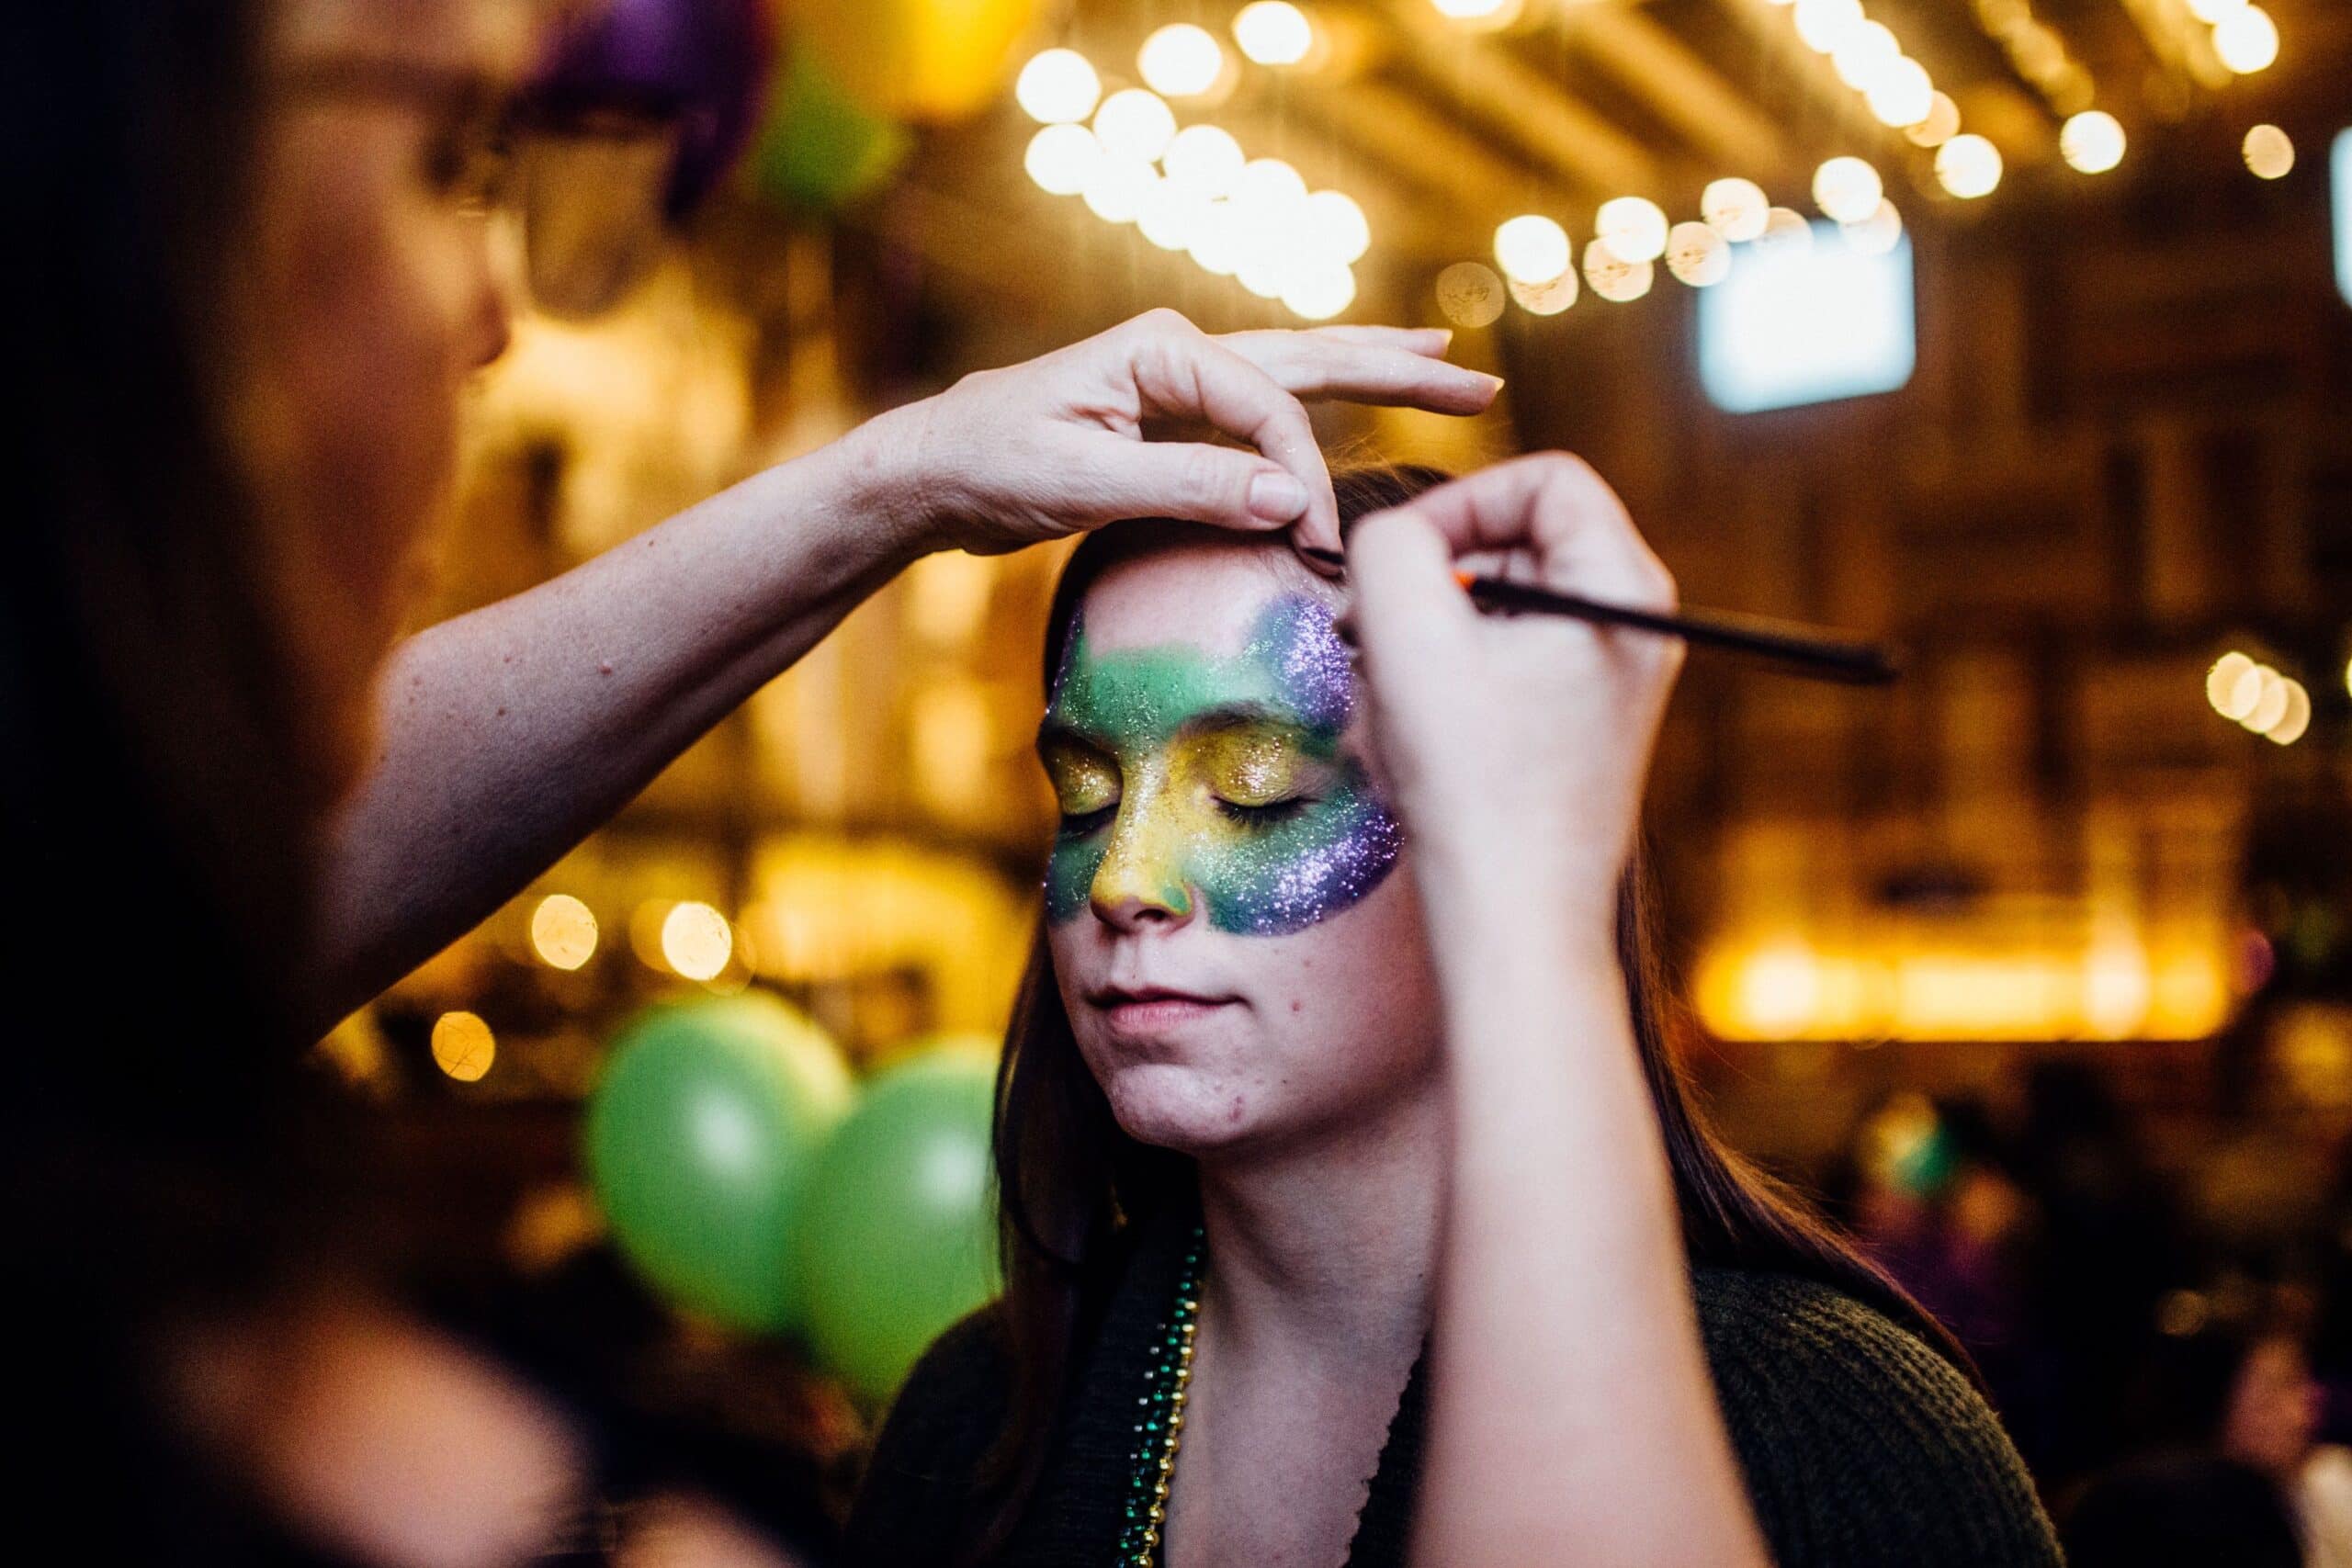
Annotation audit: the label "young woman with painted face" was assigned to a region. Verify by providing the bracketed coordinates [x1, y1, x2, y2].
[8, 2, 1497, 1558]
[847, 465, 2064, 1568]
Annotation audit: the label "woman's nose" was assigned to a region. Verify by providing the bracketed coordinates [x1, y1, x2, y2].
[1088, 795, 1196, 931]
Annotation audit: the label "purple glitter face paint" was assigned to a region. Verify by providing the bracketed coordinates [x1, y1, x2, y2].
[1038, 593, 1405, 936]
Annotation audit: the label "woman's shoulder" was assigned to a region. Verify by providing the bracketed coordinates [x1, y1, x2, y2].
[842, 1303, 1013, 1567]
[1691, 1266, 2063, 1568]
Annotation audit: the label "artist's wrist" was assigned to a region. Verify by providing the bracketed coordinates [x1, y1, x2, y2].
[824, 398, 948, 569]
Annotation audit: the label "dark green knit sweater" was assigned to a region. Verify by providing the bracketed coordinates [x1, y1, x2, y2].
[846, 1216, 2062, 1567]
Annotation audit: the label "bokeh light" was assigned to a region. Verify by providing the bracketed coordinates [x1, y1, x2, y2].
[1024, 124, 1102, 196]
[2212, 6, 2279, 75]
[1092, 88, 1177, 164]
[1435, 261, 1507, 327]
[1305, 189, 1371, 264]
[1583, 238, 1656, 302]
[1161, 124, 1246, 198]
[661, 901, 735, 982]
[432, 1011, 495, 1082]
[1015, 49, 1101, 125]
[1139, 25, 1226, 98]
[1904, 92, 1962, 148]
[1234, 2, 1317, 66]
[1510, 267, 1579, 315]
[2060, 111, 2127, 175]
[1702, 177, 1770, 243]
[1666, 221, 1732, 287]
[529, 893, 598, 970]
[1595, 197, 1669, 265]
[1494, 213, 1572, 284]
[2245, 124, 2295, 181]
[1936, 134, 2004, 198]
[1813, 156, 1883, 224]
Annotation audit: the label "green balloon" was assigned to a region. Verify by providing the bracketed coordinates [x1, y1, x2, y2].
[584, 993, 853, 1334]
[797, 1047, 1001, 1403]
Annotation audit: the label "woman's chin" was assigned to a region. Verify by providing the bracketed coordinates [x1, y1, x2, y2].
[1102, 1064, 1275, 1156]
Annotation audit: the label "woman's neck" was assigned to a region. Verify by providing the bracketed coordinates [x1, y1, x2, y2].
[1192, 1079, 1448, 1369]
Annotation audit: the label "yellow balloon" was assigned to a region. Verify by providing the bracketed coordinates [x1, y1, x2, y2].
[796, 0, 1044, 122]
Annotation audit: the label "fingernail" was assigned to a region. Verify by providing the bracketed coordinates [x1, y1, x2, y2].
[1249, 471, 1311, 522]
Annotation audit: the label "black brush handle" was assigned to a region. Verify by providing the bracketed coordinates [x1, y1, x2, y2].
[1298, 545, 1901, 685]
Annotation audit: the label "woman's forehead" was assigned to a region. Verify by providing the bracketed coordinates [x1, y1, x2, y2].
[1075, 536, 1329, 661]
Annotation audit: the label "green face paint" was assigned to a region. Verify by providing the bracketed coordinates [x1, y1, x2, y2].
[1038, 594, 1403, 936]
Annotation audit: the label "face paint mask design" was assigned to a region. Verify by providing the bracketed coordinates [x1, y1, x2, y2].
[1038, 593, 1403, 936]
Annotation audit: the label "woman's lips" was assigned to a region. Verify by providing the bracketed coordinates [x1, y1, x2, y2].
[1090, 987, 1238, 1033]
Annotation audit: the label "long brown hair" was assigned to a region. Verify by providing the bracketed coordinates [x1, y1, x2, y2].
[973, 465, 1973, 1556]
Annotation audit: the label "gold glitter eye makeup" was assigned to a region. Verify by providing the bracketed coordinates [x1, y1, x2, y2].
[1042, 739, 1120, 821]
[1192, 728, 1320, 810]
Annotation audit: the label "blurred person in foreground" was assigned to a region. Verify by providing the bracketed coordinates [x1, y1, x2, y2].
[846, 467, 2062, 1567]
[3, 0, 1498, 1559]
[2064, 1308, 2352, 1567]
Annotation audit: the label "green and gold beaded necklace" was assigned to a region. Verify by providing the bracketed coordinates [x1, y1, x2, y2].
[1114, 1226, 1206, 1567]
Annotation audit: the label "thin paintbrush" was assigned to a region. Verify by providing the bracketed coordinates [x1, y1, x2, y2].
[1296, 545, 1901, 685]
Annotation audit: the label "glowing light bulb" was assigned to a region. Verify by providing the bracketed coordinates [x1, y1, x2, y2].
[1139, 24, 1226, 98]
[1092, 88, 1177, 164]
[1813, 156, 1883, 224]
[1304, 189, 1371, 265]
[1936, 134, 2003, 198]
[1015, 49, 1101, 125]
[1702, 177, 1770, 242]
[2244, 124, 2294, 180]
[1282, 264, 1357, 321]
[529, 893, 598, 970]
[1583, 237, 1655, 302]
[1666, 221, 1731, 287]
[1234, 2, 1316, 66]
[2060, 111, 2127, 174]
[1024, 124, 1102, 196]
[1866, 59, 1934, 130]
[1841, 198, 1904, 256]
[1792, 0, 1865, 54]
[1494, 213, 1571, 283]
[1904, 92, 1962, 148]
[1162, 124, 1245, 198]
[2211, 6, 2278, 74]
[1595, 197, 1668, 264]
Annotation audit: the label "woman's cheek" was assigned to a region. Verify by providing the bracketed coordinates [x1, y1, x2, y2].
[1196, 787, 1405, 937]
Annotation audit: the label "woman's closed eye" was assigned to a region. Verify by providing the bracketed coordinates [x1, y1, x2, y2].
[1042, 739, 1121, 831]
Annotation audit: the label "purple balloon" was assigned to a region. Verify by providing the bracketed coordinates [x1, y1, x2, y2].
[530, 0, 775, 219]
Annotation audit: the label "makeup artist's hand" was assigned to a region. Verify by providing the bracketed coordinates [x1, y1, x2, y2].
[867, 310, 1499, 558]
[1343, 453, 1680, 941]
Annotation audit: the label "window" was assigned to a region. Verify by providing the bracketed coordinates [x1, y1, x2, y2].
[1697, 221, 1916, 413]
[2335, 127, 2351, 309]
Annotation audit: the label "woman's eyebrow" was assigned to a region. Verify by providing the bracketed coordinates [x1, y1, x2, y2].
[1035, 715, 1106, 753]
[1177, 701, 1305, 738]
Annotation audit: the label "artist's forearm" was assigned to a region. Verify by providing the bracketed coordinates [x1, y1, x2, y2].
[311, 415, 924, 1025]
[1410, 859, 1770, 1568]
